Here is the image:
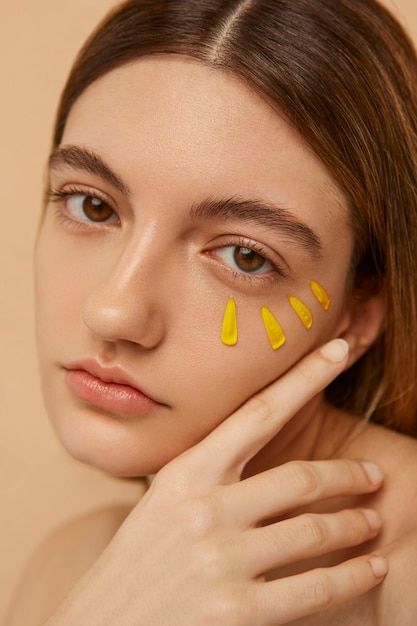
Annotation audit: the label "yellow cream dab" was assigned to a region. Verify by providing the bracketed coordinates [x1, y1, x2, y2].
[310, 280, 331, 310]
[261, 307, 286, 350]
[221, 297, 238, 346]
[288, 295, 313, 329]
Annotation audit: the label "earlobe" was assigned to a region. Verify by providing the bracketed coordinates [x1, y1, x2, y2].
[338, 290, 385, 367]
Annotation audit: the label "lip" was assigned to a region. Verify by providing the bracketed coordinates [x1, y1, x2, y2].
[64, 360, 166, 416]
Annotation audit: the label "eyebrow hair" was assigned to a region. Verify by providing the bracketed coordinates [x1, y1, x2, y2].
[48, 146, 322, 257]
[190, 197, 322, 258]
[48, 146, 130, 196]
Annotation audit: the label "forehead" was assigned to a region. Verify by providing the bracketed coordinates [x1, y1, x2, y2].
[62, 56, 350, 243]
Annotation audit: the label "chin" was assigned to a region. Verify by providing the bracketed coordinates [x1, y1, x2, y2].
[48, 408, 177, 477]
[62, 433, 172, 477]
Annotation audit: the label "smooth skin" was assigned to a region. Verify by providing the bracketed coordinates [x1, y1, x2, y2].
[6, 57, 417, 624]
[40, 339, 386, 626]
[35, 57, 379, 478]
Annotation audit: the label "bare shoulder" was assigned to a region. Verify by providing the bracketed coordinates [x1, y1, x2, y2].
[286, 522, 417, 626]
[2, 500, 139, 626]
[289, 421, 417, 625]
[375, 525, 417, 625]
[292, 529, 417, 626]
[343, 423, 417, 624]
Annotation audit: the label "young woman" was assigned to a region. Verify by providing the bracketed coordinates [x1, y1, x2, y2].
[4, 0, 417, 623]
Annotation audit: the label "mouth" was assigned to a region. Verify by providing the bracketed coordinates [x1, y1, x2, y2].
[64, 360, 166, 416]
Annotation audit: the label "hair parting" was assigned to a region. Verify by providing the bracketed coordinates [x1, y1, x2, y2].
[50, 0, 417, 435]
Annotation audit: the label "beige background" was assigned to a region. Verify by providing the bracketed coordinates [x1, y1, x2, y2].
[1, 0, 416, 617]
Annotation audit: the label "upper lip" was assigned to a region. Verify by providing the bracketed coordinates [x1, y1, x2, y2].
[64, 359, 166, 405]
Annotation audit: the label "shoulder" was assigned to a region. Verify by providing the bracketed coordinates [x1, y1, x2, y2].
[343, 422, 417, 624]
[2, 502, 137, 626]
[375, 526, 417, 625]
[286, 529, 417, 626]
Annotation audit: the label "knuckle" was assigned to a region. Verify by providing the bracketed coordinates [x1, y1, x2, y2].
[286, 461, 320, 498]
[295, 359, 317, 386]
[305, 573, 334, 610]
[344, 509, 368, 537]
[195, 541, 229, 580]
[346, 564, 369, 595]
[242, 393, 276, 427]
[200, 587, 247, 626]
[345, 509, 369, 539]
[298, 514, 329, 550]
[337, 460, 358, 491]
[178, 495, 222, 539]
[212, 593, 242, 624]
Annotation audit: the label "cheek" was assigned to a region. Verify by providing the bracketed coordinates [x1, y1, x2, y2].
[170, 287, 341, 438]
[34, 233, 89, 353]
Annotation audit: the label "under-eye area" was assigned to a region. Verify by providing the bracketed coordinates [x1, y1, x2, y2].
[221, 280, 330, 348]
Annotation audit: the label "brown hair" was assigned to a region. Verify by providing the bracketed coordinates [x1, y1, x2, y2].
[51, 0, 417, 435]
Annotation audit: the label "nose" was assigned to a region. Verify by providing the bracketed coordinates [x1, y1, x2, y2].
[82, 232, 167, 348]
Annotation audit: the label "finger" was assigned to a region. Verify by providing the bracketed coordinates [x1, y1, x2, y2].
[187, 338, 349, 478]
[254, 554, 388, 625]
[218, 459, 383, 526]
[240, 508, 381, 577]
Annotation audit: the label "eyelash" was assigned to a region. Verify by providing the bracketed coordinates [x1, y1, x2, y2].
[46, 185, 119, 229]
[209, 237, 289, 285]
[46, 186, 288, 287]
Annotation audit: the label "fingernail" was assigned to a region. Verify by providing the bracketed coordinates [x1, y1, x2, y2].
[369, 555, 388, 578]
[361, 509, 382, 532]
[360, 461, 384, 485]
[320, 338, 349, 363]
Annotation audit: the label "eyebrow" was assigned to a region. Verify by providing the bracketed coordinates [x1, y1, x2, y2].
[48, 145, 130, 197]
[48, 145, 322, 257]
[190, 197, 322, 258]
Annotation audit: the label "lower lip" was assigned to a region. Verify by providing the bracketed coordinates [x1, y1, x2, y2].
[65, 369, 158, 416]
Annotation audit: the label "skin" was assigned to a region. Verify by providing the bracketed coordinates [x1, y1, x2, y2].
[35, 56, 368, 478]
[33, 344, 389, 625]
[17, 55, 417, 624]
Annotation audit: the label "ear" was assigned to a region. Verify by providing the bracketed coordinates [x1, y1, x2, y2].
[335, 290, 385, 368]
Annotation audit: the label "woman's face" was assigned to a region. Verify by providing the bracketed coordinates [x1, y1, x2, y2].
[35, 57, 354, 475]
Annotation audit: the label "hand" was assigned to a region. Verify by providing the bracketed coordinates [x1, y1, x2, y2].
[46, 339, 387, 625]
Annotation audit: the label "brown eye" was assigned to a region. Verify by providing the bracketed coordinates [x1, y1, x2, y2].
[80, 196, 114, 222]
[65, 193, 117, 223]
[233, 247, 267, 272]
[214, 244, 275, 277]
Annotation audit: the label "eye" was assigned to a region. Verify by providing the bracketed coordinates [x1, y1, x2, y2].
[66, 194, 118, 223]
[216, 245, 273, 274]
